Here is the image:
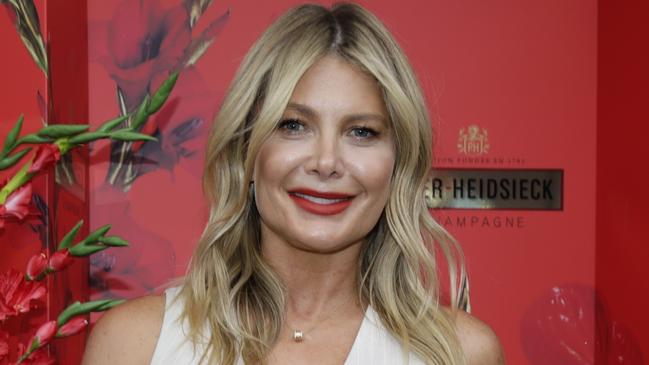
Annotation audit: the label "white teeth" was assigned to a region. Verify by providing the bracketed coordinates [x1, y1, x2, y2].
[293, 192, 348, 205]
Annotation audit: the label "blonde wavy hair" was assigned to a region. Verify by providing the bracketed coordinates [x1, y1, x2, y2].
[179, 3, 468, 364]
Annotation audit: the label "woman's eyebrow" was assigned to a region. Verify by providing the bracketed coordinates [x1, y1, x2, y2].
[286, 102, 317, 119]
[342, 113, 388, 125]
[286, 102, 388, 125]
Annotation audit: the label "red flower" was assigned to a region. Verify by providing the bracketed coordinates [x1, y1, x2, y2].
[27, 144, 61, 175]
[28, 321, 57, 349]
[48, 249, 73, 272]
[132, 69, 215, 176]
[56, 316, 88, 337]
[0, 270, 46, 321]
[0, 182, 32, 228]
[26, 253, 47, 281]
[0, 330, 8, 362]
[91, 0, 190, 110]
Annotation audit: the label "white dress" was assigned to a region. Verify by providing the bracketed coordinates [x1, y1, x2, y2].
[150, 286, 425, 364]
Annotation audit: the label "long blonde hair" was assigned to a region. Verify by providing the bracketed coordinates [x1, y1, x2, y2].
[180, 3, 468, 364]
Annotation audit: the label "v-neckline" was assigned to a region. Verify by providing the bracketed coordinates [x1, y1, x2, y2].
[343, 305, 373, 364]
[233, 306, 374, 365]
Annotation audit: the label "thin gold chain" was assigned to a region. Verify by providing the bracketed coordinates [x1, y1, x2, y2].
[285, 294, 356, 342]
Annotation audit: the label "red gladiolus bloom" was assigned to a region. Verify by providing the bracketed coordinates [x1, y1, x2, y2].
[91, 0, 190, 110]
[28, 144, 61, 175]
[136, 70, 215, 172]
[48, 249, 73, 272]
[57, 316, 88, 337]
[30, 321, 57, 349]
[0, 330, 8, 362]
[0, 270, 46, 321]
[0, 182, 32, 228]
[26, 253, 47, 281]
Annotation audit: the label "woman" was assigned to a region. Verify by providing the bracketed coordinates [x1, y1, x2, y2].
[82, 3, 504, 364]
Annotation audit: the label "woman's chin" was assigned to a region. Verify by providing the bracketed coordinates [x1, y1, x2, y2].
[290, 236, 362, 255]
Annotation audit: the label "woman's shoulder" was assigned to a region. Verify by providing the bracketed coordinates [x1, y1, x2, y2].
[449, 309, 505, 365]
[81, 293, 166, 365]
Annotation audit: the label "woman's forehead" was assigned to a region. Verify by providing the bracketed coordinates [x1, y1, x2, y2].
[283, 55, 389, 120]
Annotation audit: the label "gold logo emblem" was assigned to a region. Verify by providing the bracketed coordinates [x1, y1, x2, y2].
[457, 125, 490, 155]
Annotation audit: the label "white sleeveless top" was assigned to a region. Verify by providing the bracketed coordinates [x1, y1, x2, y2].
[150, 286, 425, 364]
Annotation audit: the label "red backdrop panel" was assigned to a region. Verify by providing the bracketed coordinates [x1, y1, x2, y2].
[1, 0, 90, 364]
[597, 0, 649, 362]
[84, 1, 600, 364]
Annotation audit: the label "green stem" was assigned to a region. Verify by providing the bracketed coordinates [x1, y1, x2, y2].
[0, 138, 71, 205]
[0, 162, 33, 204]
[16, 340, 38, 363]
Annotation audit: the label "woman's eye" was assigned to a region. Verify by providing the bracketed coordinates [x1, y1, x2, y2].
[350, 126, 379, 140]
[278, 119, 305, 134]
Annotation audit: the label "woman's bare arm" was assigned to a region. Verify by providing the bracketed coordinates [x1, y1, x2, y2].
[455, 310, 506, 365]
[81, 295, 165, 365]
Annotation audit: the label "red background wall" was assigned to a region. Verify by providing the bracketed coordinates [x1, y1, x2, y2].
[1, 0, 647, 364]
[597, 0, 649, 360]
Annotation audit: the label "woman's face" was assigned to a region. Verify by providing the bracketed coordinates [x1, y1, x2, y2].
[253, 55, 395, 254]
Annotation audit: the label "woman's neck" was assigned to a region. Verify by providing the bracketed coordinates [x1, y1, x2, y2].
[260, 229, 364, 318]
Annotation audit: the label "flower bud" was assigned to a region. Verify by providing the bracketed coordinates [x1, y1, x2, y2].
[28, 144, 61, 175]
[48, 249, 73, 272]
[30, 321, 57, 349]
[57, 316, 88, 337]
[2, 182, 32, 221]
[26, 253, 47, 281]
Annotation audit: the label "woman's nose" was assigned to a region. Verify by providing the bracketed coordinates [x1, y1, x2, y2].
[305, 133, 344, 179]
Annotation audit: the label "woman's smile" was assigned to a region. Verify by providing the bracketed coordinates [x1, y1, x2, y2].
[287, 188, 356, 216]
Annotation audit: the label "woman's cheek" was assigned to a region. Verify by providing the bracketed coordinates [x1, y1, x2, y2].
[346, 147, 395, 187]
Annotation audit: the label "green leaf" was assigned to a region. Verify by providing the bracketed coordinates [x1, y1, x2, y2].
[57, 299, 124, 325]
[56, 301, 81, 326]
[131, 95, 150, 131]
[37, 125, 89, 139]
[1, 114, 23, 159]
[110, 130, 157, 142]
[95, 299, 126, 311]
[0, 147, 32, 170]
[83, 224, 111, 244]
[147, 72, 179, 115]
[96, 115, 128, 133]
[97, 236, 129, 247]
[68, 131, 110, 145]
[69, 244, 107, 256]
[58, 220, 83, 249]
[16, 133, 52, 144]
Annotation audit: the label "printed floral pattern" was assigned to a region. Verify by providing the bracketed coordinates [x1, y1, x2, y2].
[91, 0, 191, 111]
[88, 0, 226, 299]
[0, 270, 45, 321]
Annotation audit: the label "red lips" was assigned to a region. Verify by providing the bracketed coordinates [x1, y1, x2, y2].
[287, 188, 355, 216]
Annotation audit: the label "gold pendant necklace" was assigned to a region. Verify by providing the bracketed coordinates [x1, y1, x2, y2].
[289, 294, 355, 343]
[292, 330, 304, 342]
